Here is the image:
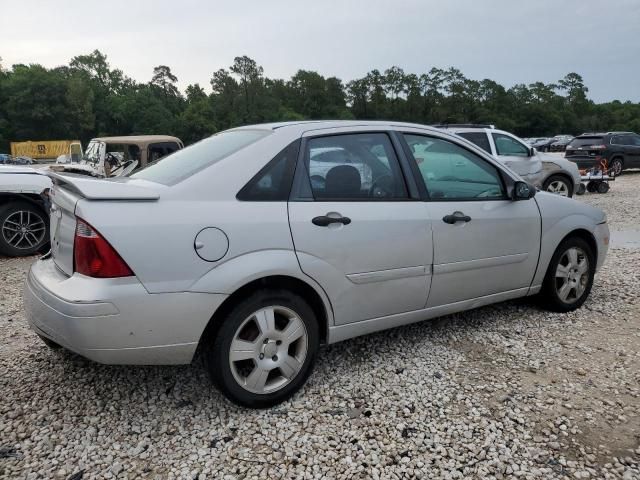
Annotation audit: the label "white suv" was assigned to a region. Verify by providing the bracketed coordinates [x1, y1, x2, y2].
[436, 125, 581, 197]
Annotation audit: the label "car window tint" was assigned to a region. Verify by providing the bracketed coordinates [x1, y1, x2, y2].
[305, 133, 407, 200]
[403, 134, 506, 201]
[457, 132, 492, 153]
[237, 141, 299, 201]
[492, 133, 530, 156]
[132, 130, 270, 185]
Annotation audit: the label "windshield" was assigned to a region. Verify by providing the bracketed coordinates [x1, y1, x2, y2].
[132, 130, 271, 185]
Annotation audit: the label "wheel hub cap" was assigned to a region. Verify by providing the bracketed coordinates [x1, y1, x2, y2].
[554, 247, 589, 304]
[229, 305, 308, 395]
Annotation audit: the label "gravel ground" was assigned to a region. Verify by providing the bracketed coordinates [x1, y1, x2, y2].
[1, 175, 639, 480]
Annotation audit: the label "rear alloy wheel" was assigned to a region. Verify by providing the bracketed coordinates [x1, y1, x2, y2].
[540, 237, 595, 312]
[0, 202, 49, 256]
[543, 175, 573, 197]
[207, 290, 319, 408]
[610, 158, 623, 176]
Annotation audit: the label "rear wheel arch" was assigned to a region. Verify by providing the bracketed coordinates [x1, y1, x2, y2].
[197, 275, 331, 356]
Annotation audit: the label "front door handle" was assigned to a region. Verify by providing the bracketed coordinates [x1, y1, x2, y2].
[442, 212, 471, 224]
[312, 215, 352, 227]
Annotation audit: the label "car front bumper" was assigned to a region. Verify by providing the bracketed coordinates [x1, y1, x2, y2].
[594, 222, 610, 271]
[24, 258, 227, 365]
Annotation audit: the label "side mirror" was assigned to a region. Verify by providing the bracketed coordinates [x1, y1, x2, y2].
[513, 181, 536, 200]
[529, 147, 536, 157]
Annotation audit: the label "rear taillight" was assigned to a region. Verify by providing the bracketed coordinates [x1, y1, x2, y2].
[74, 218, 133, 278]
[591, 145, 606, 150]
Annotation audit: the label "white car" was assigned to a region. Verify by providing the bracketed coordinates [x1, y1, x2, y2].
[24, 121, 609, 407]
[436, 125, 581, 197]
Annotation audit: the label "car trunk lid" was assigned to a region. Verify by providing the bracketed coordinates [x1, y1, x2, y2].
[47, 173, 160, 276]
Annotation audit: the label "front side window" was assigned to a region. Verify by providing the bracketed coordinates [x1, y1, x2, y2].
[132, 130, 270, 185]
[457, 132, 492, 153]
[492, 133, 530, 157]
[305, 133, 407, 200]
[403, 134, 506, 200]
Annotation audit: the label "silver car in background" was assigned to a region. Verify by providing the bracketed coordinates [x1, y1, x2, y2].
[436, 125, 581, 197]
[24, 121, 609, 407]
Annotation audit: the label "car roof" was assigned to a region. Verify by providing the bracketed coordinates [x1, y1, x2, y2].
[230, 120, 450, 136]
[91, 135, 182, 145]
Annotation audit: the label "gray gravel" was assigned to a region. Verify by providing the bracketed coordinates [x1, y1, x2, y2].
[1, 175, 639, 479]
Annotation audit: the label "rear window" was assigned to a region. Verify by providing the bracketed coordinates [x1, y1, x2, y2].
[132, 130, 270, 185]
[569, 137, 604, 147]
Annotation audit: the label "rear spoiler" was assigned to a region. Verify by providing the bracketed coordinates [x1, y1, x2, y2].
[47, 172, 160, 201]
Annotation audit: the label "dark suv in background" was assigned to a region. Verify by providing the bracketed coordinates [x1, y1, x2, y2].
[565, 132, 640, 175]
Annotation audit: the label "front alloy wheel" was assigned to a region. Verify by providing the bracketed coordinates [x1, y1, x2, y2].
[206, 290, 319, 408]
[541, 237, 595, 312]
[554, 247, 589, 304]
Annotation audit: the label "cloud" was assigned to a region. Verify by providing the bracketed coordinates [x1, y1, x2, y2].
[1, 0, 639, 102]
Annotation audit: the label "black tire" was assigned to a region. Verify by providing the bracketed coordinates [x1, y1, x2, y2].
[543, 174, 574, 197]
[576, 183, 586, 195]
[597, 182, 610, 194]
[205, 289, 319, 408]
[586, 181, 598, 193]
[540, 236, 595, 313]
[609, 157, 623, 176]
[0, 201, 49, 256]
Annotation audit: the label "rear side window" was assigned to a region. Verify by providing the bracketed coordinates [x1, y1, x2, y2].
[457, 132, 492, 153]
[492, 133, 530, 156]
[570, 136, 604, 147]
[237, 141, 299, 201]
[132, 130, 270, 185]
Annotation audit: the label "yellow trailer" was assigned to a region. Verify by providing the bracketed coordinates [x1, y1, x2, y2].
[10, 140, 80, 160]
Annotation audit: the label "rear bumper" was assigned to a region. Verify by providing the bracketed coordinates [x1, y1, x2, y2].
[24, 258, 227, 364]
[566, 156, 598, 170]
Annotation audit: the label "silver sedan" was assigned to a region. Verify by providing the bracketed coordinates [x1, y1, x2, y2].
[24, 121, 609, 407]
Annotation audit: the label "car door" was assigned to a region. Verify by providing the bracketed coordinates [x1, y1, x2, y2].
[491, 132, 542, 186]
[288, 129, 433, 325]
[400, 132, 541, 307]
[623, 135, 640, 167]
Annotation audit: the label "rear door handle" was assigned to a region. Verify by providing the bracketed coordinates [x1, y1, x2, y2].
[442, 212, 471, 224]
[312, 215, 352, 227]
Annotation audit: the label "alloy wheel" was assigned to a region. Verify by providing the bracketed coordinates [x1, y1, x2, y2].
[546, 180, 570, 196]
[554, 247, 589, 304]
[1, 210, 47, 250]
[229, 305, 308, 394]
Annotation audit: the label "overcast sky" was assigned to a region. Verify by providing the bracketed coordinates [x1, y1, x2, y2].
[2, 0, 639, 102]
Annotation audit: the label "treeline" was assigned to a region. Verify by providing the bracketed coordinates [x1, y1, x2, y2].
[1, 49, 639, 150]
